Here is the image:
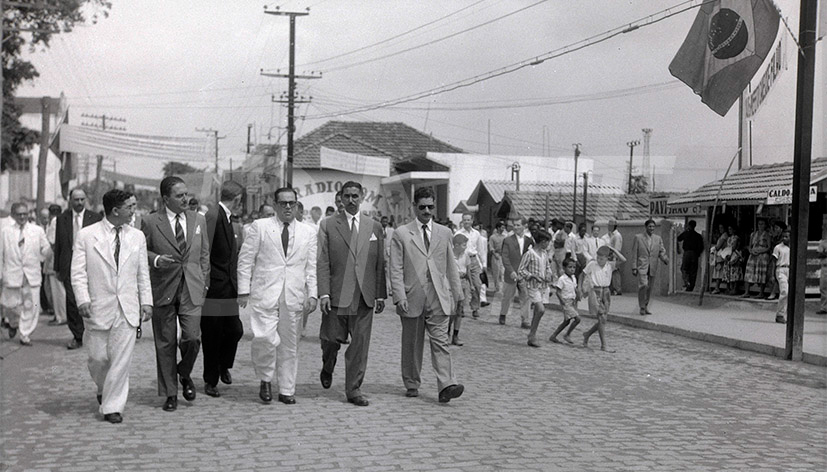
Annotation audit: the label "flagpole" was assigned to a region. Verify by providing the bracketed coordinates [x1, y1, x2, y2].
[786, 0, 819, 361]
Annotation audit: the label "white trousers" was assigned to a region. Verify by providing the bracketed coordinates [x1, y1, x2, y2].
[776, 268, 789, 317]
[48, 274, 67, 323]
[250, 295, 300, 395]
[84, 311, 137, 415]
[2, 281, 40, 342]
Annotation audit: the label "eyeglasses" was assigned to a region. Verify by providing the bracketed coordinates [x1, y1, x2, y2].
[276, 201, 297, 208]
[417, 204, 435, 211]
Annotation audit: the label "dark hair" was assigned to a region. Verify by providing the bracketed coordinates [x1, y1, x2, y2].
[274, 187, 298, 202]
[188, 197, 199, 206]
[220, 180, 244, 201]
[296, 201, 304, 212]
[564, 221, 573, 229]
[413, 186, 435, 204]
[534, 229, 552, 243]
[160, 176, 185, 197]
[103, 189, 134, 216]
[325, 206, 335, 214]
[48, 204, 62, 216]
[687, 220, 697, 228]
[495, 221, 504, 229]
[10, 202, 28, 215]
[562, 257, 576, 268]
[578, 223, 587, 231]
[776, 221, 787, 231]
[381, 216, 389, 221]
[69, 187, 87, 199]
[335, 189, 343, 198]
[644, 219, 656, 227]
[341, 181, 363, 194]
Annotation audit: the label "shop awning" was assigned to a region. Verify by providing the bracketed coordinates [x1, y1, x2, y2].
[669, 157, 827, 208]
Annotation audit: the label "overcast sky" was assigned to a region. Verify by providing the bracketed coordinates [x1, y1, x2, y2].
[17, 0, 823, 191]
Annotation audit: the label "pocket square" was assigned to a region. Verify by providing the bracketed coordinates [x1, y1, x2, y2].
[369, 233, 378, 242]
[195, 226, 201, 235]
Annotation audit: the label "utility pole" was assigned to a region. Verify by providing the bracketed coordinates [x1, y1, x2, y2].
[35, 97, 51, 213]
[627, 140, 640, 194]
[642, 128, 652, 185]
[262, 6, 321, 187]
[247, 124, 254, 155]
[572, 143, 581, 223]
[582, 171, 589, 223]
[510, 162, 521, 191]
[786, 0, 818, 361]
[82, 113, 126, 205]
[488, 119, 491, 155]
[196, 128, 225, 174]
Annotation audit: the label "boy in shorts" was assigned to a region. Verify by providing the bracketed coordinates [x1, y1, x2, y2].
[549, 258, 581, 344]
[519, 230, 554, 347]
[582, 245, 626, 351]
[448, 233, 478, 346]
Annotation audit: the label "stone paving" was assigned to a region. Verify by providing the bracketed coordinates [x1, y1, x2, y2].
[1, 295, 826, 471]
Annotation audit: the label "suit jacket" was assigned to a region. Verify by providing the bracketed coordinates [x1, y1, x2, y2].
[141, 209, 210, 307]
[501, 233, 534, 284]
[317, 212, 386, 309]
[237, 218, 317, 313]
[631, 233, 667, 277]
[0, 223, 50, 288]
[71, 221, 152, 329]
[54, 208, 102, 281]
[205, 205, 238, 299]
[389, 219, 463, 318]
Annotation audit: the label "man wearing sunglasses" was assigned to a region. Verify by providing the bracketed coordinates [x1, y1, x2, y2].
[389, 187, 465, 403]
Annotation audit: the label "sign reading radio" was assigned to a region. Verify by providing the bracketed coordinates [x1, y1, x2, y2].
[651, 197, 705, 217]
[766, 185, 817, 205]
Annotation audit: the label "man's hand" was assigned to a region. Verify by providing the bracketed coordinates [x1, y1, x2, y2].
[631, 268, 638, 277]
[397, 300, 408, 315]
[237, 294, 249, 308]
[661, 256, 669, 265]
[510, 271, 518, 281]
[304, 297, 317, 314]
[375, 299, 385, 314]
[140, 305, 153, 322]
[78, 302, 93, 319]
[156, 254, 176, 268]
[320, 296, 331, 315]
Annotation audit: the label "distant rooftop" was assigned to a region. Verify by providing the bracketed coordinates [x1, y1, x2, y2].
[468, 179, 625, 206]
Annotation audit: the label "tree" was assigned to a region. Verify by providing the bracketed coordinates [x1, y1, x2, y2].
[163, 161, 204, 177]
[629, 175, 649, 194]
[1, 0, 111, 171]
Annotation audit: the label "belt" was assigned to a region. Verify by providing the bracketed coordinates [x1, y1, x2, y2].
[592, 286, 609, 289]
[776, 265, 789, 269]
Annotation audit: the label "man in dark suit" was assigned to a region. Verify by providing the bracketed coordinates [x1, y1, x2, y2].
[498, 217, 533, 328]
[142, 176, 210, 412]
[317, 181, 386, 407]
[54, 188, 102, 349]
[201, 180, 244, 398]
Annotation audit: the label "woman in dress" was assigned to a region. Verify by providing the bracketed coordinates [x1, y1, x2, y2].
[726, 235, 744, 295]
[711, 224, 731, 294]
[743, 218, 772, 298]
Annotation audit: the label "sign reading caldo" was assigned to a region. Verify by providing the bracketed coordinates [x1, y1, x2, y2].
[766, 185, 817, 205]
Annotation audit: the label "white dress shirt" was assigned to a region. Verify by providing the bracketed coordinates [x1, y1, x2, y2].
[218, 201, 233, 223]
[165, 206, 187, 239]
[420, 218, 433, 248]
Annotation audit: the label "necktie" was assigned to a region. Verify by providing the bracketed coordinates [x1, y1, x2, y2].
[282, 222, 290, 255]
[422, 224, 430, 252]
[175, 214, 186, 253]
[350, 216, 359, 249]
[18, 225, 25, 248]
[73, 213, 81, 242]
[114, 226, 121, 269]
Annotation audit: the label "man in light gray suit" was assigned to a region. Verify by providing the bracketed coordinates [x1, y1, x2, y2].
[631, 219, 669, 316]
[390, 187, 465, 403]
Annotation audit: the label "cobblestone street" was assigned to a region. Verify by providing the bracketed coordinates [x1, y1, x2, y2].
[1, 296, 826, 471]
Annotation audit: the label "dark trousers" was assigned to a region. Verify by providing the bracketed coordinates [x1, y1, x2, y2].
[200, 299, 243, 387]
[152, 282, 202, 397]
[63, 278, 84, 341]
[320, 297, 373, 399]
[681, 250, 700, 291]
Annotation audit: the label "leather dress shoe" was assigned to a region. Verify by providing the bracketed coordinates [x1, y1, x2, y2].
[96, 394, 102, 405]
[19, 338, 32, 346]
[205, 384, 221, 398]
[320, 370, 332, 389]
[498, 315, 506, 325]
[180, 376, 196, 401]
[278, 394, 296, 405]
[104, 413, 123, 424]
[220, 369, 232, 385]
[8, 327, 17, 338]
[162, 396, 177, 411]
[259, 381, 272, 403]
[67, 338, 82, 350]
[347, 396, 369, 407]
[438, 384, 464, 403]
[451, 334, 464, 346]
[405, 388, 419, 398]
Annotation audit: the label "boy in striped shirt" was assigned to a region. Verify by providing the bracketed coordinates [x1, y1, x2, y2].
[519, 230, 554, 347]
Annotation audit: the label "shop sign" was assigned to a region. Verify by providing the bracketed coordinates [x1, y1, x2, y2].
[651, 198, 704, 217]
[766, 185, 817, 205]
[320, 147, 390, 177]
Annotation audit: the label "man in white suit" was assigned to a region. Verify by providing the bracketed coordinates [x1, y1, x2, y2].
[72, 189, 153, 424]
[0, 202, 50, 345]
[237, 187, 317, 405]
[390, 187, 465, 403]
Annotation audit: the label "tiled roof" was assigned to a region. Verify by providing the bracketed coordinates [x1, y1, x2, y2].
[669, 157, 827, 207]
[502, 191, 651, 221]
[294, 121, 464, 169]
[468, 179, 625, 205]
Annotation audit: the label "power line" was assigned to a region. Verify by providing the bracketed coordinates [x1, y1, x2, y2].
[306, 0, 705, 119]
[320, 0, 548, 73]
[299, 0, 489, 67]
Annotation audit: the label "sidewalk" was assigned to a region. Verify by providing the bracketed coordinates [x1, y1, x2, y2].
[487, 287, 827, 366]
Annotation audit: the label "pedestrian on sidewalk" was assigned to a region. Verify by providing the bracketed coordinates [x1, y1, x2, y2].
[771, 230, 790, 324]
[488, 222, 506, 293]
[764, 220, 785, 300]
[456, 213, 485, 318]
[45, 204, 67, 326]
[581, 245, 626, 351]
[498, 217, 533, 327]
[520, 230, 553, 347]
[818, 229, 827, 315]
[606, 218, 624, 295]
[71, 190, 153, 424]
[0, 202, 51, 345]
[743, 218, 772, 299]
[448, 233, 474, 346]
[677, 220, 704, 292]
[548, 258, 581, 345]
[631, 219, 669, 316]
[725, 236, 744, 295]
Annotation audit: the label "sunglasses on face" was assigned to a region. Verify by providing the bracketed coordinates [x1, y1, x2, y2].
[418, 204, 435, 211]
[277, 201, 297, 208]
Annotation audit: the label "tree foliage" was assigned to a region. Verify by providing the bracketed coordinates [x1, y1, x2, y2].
[1, 0, 111, 171]
[629, 175, 649, 194]
[163, 161, 204, 177]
